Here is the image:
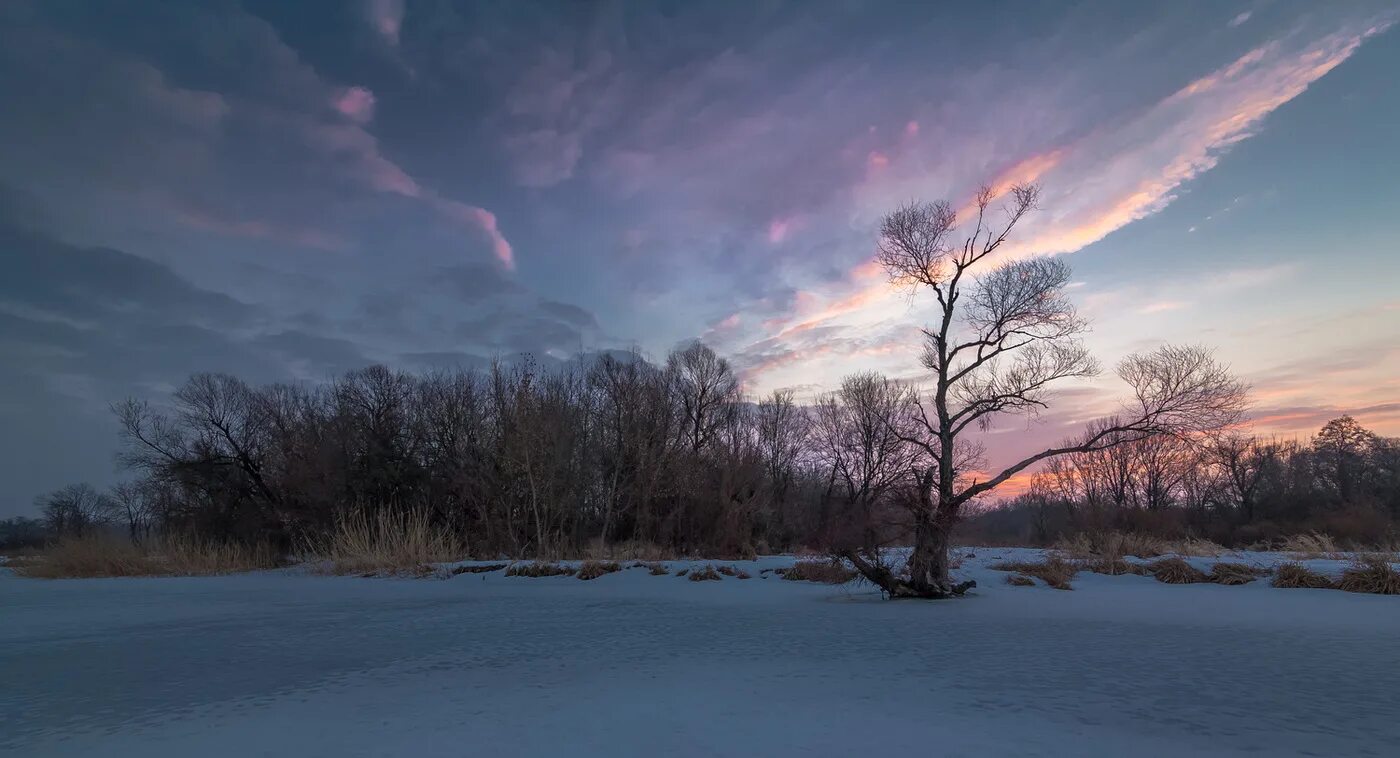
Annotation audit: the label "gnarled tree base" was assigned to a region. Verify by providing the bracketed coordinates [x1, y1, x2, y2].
[841, 550, 976, 599]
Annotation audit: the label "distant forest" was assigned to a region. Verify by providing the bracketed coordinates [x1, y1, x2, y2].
[6, 345, 1397, 554]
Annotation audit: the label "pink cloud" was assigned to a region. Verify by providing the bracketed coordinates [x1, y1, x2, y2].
[1003, 22, 1390, 259]
[905, 120, 920, 137]
[333, 86, 376, 124]
[867, 150, 890, 170]
[367, 0, 404, 46]
[766, 217, 792, 244]
[434, 199, 516, 269]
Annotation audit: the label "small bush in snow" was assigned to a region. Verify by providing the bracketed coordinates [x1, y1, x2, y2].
[1271, 562, 1336, 589]
[1208, 562, 1270, 585]
[781, 560, 856, 584]
[1339, 556, 1400, 595]
[577, 560, 621, 580]
[1148, 557, 1208, 584]
[688, 565, 722, 581]
[1005, 574, 1034, 587]
[639, 561, 668, 575]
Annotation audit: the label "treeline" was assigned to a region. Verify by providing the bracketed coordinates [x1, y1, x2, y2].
[21, 342, 1400, 556]
[967, 416, 1400, 547]
[44, 344, 840, 557]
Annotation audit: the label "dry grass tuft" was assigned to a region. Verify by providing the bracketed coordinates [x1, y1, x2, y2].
[1081, 557, 1150, 576]
[1339, 556, 1400, 595]
[688, 565, 722, 582]
[1208, 562, 1270, 585]
[715, 564, 738, 576]
[675, 567, 690, 577]
[312, 508, 461, 576]
[639, 561, 668, 575]
[1005, 573, 1035, 587]
[989, 557, 1078, 590]
[1271, 562, 1336, 589]
[1055, 532, 1167, 560]
[576, 560, 622, 580]
[781, 560, 856, 584]
[1148, 556, 1209, 584]
[1166, 537, 1229, 558]
[14, 534, 279, 579]
[505, 560, 576, 578]
[1280, 532, 1341, 559]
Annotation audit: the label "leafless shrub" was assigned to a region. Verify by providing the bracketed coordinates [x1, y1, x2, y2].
[688, 565, 722, 581]
[674, 568, 690, 577]
[1339, 556, 1400, 595]
[1208, 562, 1270, 585]
[577, 560, 622, 580]
[639, 561, 668, 575]
[1271, 562, 1337, 589]
[988, 556, 1079, 589]
[782, 560, 857, 584]
[1005, 574, 1035, 587]
[505, 561, 576, 578]
[1148, 557, 1209, 584]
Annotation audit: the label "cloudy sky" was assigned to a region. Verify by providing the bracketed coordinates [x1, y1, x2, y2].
[2, 0, 1399, 516]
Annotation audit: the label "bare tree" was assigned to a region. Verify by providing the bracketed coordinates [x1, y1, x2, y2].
[1211, 433, 1277, 522]
[667, 341, 740, 454]
[36, 483, 113, 538]
[812, 372, 920, 556]
[846, 185, 1248, 598]
[756, 389, 810, 542]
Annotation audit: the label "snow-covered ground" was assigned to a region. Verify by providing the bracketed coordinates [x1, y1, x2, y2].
[4, 548, 1399, 757]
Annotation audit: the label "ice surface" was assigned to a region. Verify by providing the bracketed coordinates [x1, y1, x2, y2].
[4, 549, 1399, 757]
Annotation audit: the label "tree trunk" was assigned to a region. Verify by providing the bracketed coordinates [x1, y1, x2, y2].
[842, 506, 973, 599]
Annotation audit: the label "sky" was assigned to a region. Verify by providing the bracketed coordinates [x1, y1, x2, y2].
[2, 0, 1399, 517]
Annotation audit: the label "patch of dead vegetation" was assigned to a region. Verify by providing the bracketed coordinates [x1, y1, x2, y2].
[781, 560, 856, 584]
[688, 565, 722, 582]
[576, 560, 622, 580]
[1208, 562, 1271, 585]
[1339, 556, 1400, 595]
[1271, 562, 1336, 589]
[1005, 574, 1035, 587]
[988, 557, 1078, 590]
[14, 535, 280, 579]
[1055, 531, 1227, 560]
[310, 508, 461, 576]
[1148, 557, 1209, 584]
[450, 563, 507, 575]
[1081, 557, 1150, 576]
[505, 561, 576, 578]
